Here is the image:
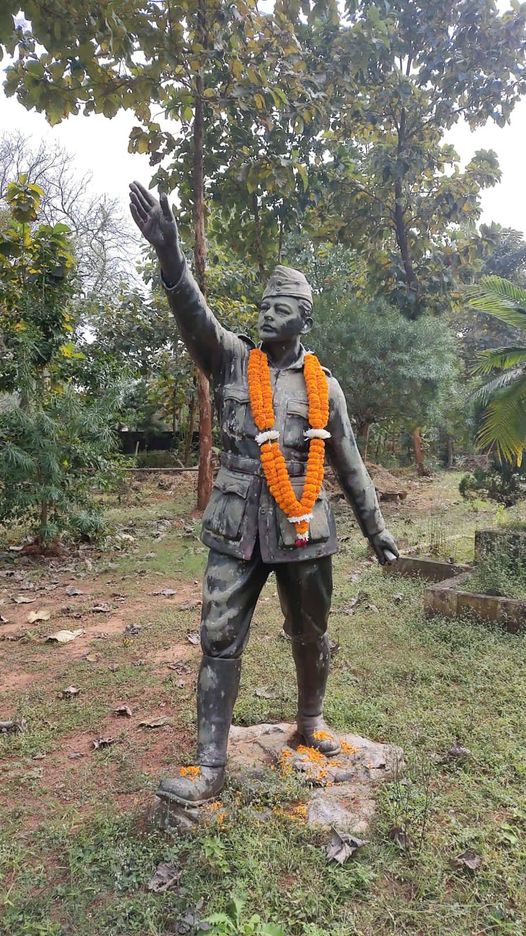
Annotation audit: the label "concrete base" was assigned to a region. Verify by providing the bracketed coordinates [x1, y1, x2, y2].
[424, 572, 526, 633]
[383, 556, 471, 582]
[152, 723, 404, 835]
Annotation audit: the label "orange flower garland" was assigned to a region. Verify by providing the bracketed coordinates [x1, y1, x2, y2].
[248, 348, 330, 546]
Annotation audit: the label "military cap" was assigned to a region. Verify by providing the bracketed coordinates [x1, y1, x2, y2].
[262, 265, 313, 304]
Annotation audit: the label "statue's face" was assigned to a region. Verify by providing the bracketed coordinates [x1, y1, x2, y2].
[258, 294, 311, 342]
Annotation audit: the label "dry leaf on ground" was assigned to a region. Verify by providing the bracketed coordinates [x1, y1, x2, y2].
[138, 717, 171, 729]
[92, 737, 117, 750]
[13, 595, 36, 604]
[27, 608, 52, 624]
[147, 862, 182, 893]
[114, 704, 132, 718]
[45, 629, 84, 644]
[60, 686, 80, 700]
[326, 830, 368, 864]
[453, 849, 481, 871]
[65, 586, 83, 596]
[0, 719, 26, 733]
[186, 633, 200, 645]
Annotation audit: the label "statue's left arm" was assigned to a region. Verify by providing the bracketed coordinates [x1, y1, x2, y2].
[326, 377, 399, 564]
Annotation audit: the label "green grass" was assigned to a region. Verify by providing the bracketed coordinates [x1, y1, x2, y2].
[1, 472, 526, 935]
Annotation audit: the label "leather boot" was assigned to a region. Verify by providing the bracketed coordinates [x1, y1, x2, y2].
[292, 635, 341, 757]
[157, 655, 241, 806]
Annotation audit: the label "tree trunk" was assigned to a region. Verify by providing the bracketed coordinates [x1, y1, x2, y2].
[446, 434, 454, 469]
[252, 192, 266, 281]
[183, 382, 197, 467]
[193, 0, 213, 510]
[412, 427, 430, 477]
[394, 108, 419, 314]
[360, 421, 371, 462]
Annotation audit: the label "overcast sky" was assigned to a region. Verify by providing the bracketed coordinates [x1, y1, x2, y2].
[1, 11, 525, 238]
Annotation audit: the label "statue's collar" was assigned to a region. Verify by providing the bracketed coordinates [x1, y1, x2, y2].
[255, 342, 308, 371]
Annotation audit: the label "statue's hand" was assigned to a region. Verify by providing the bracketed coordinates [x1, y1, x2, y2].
[369, 529, 399, 565]
[129, 181, 183, 271]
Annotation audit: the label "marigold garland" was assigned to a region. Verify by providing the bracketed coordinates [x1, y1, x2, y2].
[248, 348, 330, 546]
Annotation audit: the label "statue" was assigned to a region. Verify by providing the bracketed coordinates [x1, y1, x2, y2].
[129, 181, 399, 807]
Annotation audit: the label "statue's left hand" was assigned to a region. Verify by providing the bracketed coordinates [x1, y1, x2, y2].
[369, 529, 399, 565]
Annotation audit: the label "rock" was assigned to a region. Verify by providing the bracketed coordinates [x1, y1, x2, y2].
[151, 722, 403, 836]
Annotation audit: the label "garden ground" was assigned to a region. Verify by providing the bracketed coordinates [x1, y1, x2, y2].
[1, 470, 525, 936]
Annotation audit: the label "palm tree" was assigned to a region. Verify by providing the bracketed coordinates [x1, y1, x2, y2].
[467, 276, 526, 465]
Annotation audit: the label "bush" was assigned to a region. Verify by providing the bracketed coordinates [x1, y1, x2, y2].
[459, 460, 526, 508]
[0, 388, 124, 547]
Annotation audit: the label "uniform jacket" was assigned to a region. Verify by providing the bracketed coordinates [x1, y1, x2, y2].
[164, 262, 386, 564]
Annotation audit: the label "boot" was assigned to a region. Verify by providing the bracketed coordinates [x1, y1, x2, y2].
[292, 635, 341, 757]
[157, 655, 241, 806]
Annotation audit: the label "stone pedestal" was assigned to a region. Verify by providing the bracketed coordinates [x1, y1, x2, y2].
[152, 723, 404, 835]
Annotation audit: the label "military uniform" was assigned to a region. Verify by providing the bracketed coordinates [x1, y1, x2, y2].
[158, 261, 388, 803]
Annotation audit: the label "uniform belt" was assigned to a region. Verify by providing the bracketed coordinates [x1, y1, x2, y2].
[220, 451, 308, 477]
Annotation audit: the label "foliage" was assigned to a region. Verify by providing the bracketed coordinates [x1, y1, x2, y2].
[0, 130, 136, 296]
[0, 179, 124, 546]
[459, 459, 526, 509]
[301, 0, 526, 315]
[467, 276, 526, 464]
[203, 896, 285, 936]
[0, 386, 123, 545]
[303, 243, 462, 442]
[465, 547, 526, 600]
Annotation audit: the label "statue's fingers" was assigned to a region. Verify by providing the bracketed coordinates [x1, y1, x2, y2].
[130, 180, 155, 206]
[129, 204, 145, 230]
[131, 184, 155, 215]
[130, 197, 147, 226]
[160, 192, 173, 222]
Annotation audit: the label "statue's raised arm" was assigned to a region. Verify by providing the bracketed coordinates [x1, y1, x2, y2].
[129, 181, 228, 378]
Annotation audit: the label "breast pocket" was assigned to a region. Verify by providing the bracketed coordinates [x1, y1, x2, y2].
[282, 399, 309, 451]
[221, 385, 256, 440]
[202, 468, 252, 541]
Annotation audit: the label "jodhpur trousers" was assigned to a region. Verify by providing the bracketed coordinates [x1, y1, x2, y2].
[200, 541, 333, 658]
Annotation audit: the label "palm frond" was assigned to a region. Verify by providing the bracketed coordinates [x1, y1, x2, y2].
[472, 348, 526, 376]
[477, 380, 526, 464]
[466, 276, 526, 330]
[472, 367, 526, 405]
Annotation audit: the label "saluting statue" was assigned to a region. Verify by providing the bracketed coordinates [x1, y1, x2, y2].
[129, 182, 398, 806]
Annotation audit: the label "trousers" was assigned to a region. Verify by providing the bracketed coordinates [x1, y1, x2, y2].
[200, 541, 333, 658]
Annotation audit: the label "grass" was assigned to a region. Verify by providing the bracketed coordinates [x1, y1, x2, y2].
[1, 472, 526, 935]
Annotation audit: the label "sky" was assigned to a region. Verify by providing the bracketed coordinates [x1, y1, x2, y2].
[1, 8, 526, 238]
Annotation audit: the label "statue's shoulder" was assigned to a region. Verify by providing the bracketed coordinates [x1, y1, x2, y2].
[236, 333, 256, 349]
[321, 364, 332, 377]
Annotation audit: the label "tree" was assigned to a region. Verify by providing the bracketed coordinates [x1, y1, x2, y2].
[467, 276, 526, 465]
[0, 178, 123, 547]
[302, 0, 526, 315]
[1, 1, 324, 508]
[0, 131, 137, 296]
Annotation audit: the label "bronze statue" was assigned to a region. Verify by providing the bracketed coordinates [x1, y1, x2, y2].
[129, 181, 398, 806]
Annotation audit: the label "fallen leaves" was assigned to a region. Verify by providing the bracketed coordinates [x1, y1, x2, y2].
[326, 830, 368, 864]
[147, 862, 181, 893]
[65, 585, 83, 596]
[152, 588, 177, 597]
[138, 717, 171, 729]
[186, 632, 200, 645]
[114, 704, 132, 718]
[60, 686, 80, 700]
[452, 849, 482, 871]
[92, 737, 117, 750]
[27, 608, 51, 624]
[12, 595, 36, 604]
[45, 629, 84, 644]
[255, 687, 277, 700]
[91, 603, 111, 613]
[0, 718, 26, 734]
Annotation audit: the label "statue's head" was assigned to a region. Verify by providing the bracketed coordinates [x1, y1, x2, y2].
[258, 265, 313, 343]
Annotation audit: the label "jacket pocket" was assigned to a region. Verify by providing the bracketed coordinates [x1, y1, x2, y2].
[221, 385, 255, 439]
[202, 468, 252, 541]
[282, 398, 309, 450]
[277, 484, 331, 548]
